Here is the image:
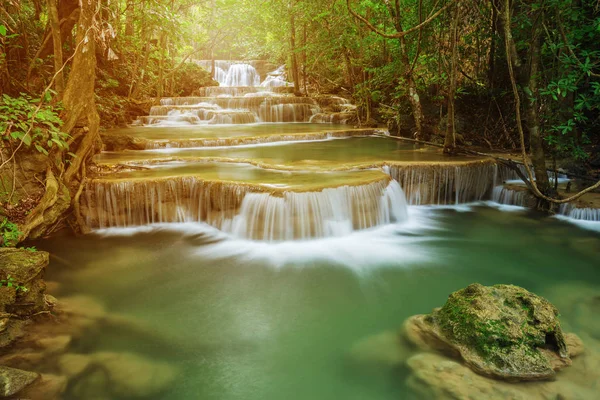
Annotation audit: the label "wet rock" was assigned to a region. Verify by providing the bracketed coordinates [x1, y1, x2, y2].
[94, 352, 178, 397]
[70, 368, 111, 400]
[0, 365, 39, 397]
[18, 373, 67, 400]
[73, 352, 179, 398]
[405, 283, 571, 381]
[405, 352, 598, 400]
[0, 248, 49, 317]
[35, 334, 72, 354]
[565, 333, 585, 358]
[54, 295, 108, 335]
[0, 350, 46, 371]
[58, 353, 93, 379]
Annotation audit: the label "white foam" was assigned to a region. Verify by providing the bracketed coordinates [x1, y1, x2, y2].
[554, 214, 600, 232]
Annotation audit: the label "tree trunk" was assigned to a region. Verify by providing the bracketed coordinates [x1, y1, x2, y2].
[488, 0, 498, 87]
[61, 0, 100, 187]
[289, 2, 300, 93]
[444, 3, 460, 152]
[125, 0, 134, 36]
[524, 20, 551, 195]
[399, 36, 424, 140]
[31, 0, 80, 61]
[46, 0, 64, 95]
[302, 23, 308, 95]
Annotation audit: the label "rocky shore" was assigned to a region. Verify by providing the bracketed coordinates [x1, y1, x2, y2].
[0, 248, 179, 399]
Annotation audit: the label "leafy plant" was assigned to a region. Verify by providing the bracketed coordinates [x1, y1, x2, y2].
[0, 275, 28, 293]
[0, 93, 69, 156]
[0, 218, 21, 247]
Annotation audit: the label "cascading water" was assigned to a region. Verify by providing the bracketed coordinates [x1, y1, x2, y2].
[229, 180, 407, 240]
[134, 60, 355, 126]
[84, 175, 407, 240]
[559, 204, 600, 221]
[223, 64, 261, 87]
[386, 162, 518, 205]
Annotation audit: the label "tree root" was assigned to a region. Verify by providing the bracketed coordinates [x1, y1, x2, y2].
[18, 167, 71, 241]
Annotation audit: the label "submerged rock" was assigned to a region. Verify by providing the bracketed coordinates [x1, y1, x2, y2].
[406, 283, 571, 381]
[406, 352, 598, 400]
[70, 352, 179, 399]
[348, 330, 413, 369]
[17, 373, 67, 400]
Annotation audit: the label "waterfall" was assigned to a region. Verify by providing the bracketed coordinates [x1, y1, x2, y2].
[559, 204, 600, 221]
[84, 176, 407, 240]
[230, 180, 407, 240]
[133, 61, 358, 126]
[146, 96, 322, 124]
[491, 185, 532, 207]
[223, 64, 261, 87]
[387, 162, 515, 205]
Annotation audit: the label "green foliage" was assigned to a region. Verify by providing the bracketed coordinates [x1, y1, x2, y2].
[0, 275, 28, 293]
[23, 246, 37, 252]
[0, 94, 69, 156]
[172, 63, 216, 96]
[0, 218, 21, 247]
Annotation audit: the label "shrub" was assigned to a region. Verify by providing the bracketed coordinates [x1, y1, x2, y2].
[0, 93, 69, 156]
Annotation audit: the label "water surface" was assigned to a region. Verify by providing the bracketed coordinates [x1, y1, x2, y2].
[37, 205, 600, 400]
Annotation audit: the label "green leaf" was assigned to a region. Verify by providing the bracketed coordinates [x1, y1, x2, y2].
[0, 25, 6, 36]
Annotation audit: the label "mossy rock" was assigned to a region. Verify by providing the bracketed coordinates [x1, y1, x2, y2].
[406, 283, 572, 381]
[0, 248, 49, 316]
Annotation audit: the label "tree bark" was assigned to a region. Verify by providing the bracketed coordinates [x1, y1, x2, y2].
[125, 0, 134, 36]
[444, 3, 460, 152]
[399, 37, 425, 139]
[46, 0, 64, 95]
[524, 18, 551, 194]
[289, 2, 300, 93]
[61, 0, 100, 187]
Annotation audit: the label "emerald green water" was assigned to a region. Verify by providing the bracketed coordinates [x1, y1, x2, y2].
[93, 161, 388, 189]
[37, 205, 600, 400]
[96, 136, 475, 167]
[103, 123, 357, 140]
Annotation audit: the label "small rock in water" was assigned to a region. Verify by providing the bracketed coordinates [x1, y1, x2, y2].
[18, 373, 67, 400]
[0, 365, 39, 397]
[405, 283, 572, 381]
[348, 330, 413, 368]
[89, 352, 178, 398]
[58, 353, 93, 379]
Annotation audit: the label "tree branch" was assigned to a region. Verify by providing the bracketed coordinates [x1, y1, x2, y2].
[346, 0, 455, 39]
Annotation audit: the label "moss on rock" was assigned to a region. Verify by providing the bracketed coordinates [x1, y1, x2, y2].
[406, 283, 572, 381]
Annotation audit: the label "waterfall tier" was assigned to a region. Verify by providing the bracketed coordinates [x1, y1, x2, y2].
[83, 168, 405, 240]
[101, 126, 381, 151]
[491, 183, 600, 221]
[135, 96, 327, 125]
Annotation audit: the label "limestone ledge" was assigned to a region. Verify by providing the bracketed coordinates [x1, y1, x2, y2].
[101, 128, 382, 151]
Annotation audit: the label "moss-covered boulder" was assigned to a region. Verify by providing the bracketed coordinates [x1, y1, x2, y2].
[405, 283, 572, 381]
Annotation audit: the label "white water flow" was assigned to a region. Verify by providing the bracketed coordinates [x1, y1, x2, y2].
[85, 177, 408, 241]
[135, 60, 355, 126]
[490, 167, 600, 222]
